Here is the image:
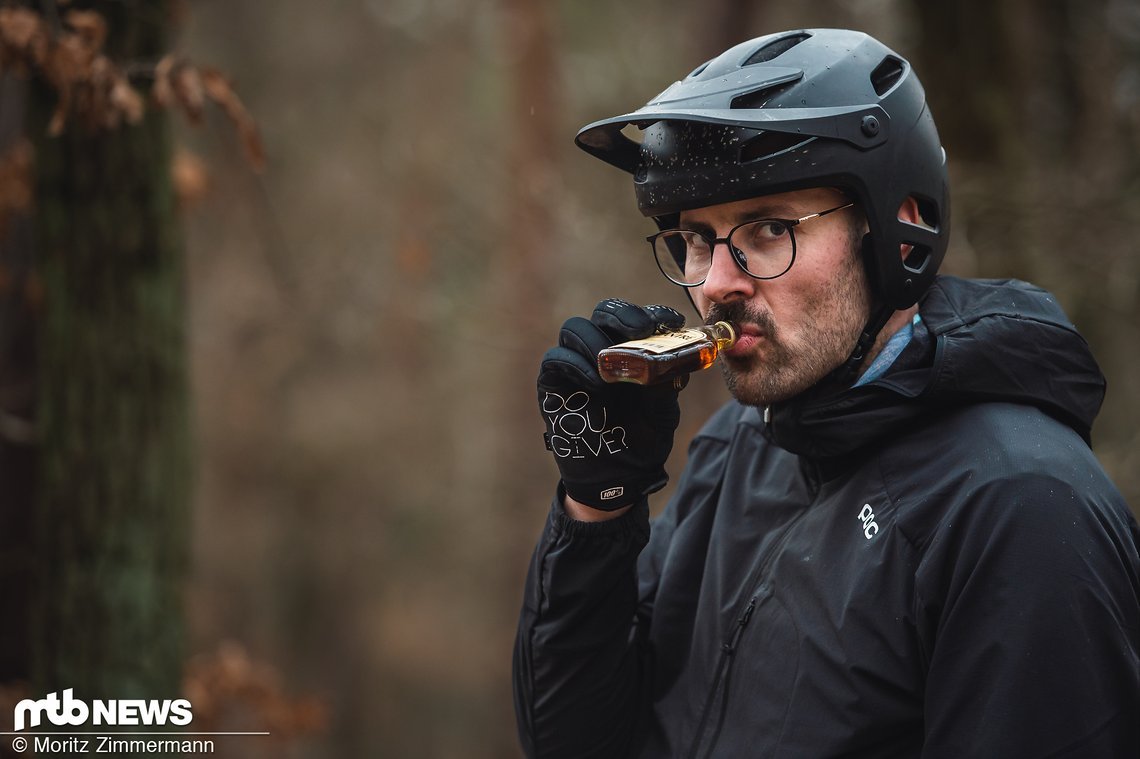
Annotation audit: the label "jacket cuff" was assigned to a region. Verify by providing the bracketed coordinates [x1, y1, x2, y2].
[550, 481, 651, 540]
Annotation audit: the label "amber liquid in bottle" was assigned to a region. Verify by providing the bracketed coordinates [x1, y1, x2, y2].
[597, 321, 739, 385]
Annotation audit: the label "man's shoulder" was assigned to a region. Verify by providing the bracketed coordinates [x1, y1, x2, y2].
[887, 400, 1130, 549]
[891, 399, 1094, 472]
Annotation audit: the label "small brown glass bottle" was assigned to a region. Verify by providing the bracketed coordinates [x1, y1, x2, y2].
[597, 321, 739, 385]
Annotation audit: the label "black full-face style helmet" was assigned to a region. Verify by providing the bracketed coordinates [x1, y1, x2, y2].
[575, 29, 950, 318]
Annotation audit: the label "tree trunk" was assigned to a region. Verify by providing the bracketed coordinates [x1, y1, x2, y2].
[28, 0, 190, 714]
[496, 0, 559, 499]
[0, 71, 36, 686]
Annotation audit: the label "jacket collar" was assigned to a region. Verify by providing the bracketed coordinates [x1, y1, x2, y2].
[763, 276, 1105, 468]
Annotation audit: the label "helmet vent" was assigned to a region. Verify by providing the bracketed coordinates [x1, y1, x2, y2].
[743, 33, 811, 65]
[870, 56, 906, 95]
[739, 131, 814, 163]
[730, 82, 793, 110]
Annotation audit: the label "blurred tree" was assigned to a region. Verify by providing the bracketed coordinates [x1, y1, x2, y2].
[0, 71, 35, 685]
[912, 0, 1140, 506]
[696, 0, 756, 56]
[499, 0, 558, 405]
[21, 0, 192, 710]
[496, 0, 559, 513]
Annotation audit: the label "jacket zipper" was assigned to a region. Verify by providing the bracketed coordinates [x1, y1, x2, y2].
[684, 502, 815, 759]
[699, 595, 759, 759]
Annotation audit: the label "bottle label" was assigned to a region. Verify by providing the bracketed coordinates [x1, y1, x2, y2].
[609, 328, 707, 354]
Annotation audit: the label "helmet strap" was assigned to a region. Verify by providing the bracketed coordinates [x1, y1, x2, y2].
[834, 303, 894, 385]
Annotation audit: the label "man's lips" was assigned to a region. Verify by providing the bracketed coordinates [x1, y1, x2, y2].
[724, 324, 764, 358]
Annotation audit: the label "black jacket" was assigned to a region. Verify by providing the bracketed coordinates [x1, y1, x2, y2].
[513, 277, 1140, 758]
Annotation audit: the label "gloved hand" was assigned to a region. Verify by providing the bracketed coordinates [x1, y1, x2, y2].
[538, 298, 687, 510]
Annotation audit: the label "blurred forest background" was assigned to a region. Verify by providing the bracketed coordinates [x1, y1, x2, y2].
[2, 0, 1139, 757]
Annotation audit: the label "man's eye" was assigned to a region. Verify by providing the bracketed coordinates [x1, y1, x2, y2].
[683, 233, 711, 252]
[736, 221, 789, 251]
[754, 221, 788, 239]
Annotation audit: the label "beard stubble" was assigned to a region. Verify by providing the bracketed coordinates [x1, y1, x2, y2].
[707, 241, 871, 407]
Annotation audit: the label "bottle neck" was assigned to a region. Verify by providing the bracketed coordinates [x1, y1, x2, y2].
[708, 321, 738, 351]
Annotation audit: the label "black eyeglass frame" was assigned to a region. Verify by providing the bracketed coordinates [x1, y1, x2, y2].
[646, 201, 856, 287]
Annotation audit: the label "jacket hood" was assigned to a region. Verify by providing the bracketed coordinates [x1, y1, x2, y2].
[767, 276, 1107, 463]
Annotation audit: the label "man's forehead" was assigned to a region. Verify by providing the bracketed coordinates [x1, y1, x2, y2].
[680, 188, 844, 224]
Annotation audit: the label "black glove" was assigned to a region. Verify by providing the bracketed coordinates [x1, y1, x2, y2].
[538, 298, 687, 510]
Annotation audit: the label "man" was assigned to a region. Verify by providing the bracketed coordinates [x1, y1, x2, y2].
[513, 29, 1140, 758]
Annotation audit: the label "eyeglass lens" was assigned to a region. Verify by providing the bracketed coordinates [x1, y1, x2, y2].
[653, 219, 795, 286]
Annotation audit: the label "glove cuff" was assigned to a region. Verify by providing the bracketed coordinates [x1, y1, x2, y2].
[562, 469, 668, 511]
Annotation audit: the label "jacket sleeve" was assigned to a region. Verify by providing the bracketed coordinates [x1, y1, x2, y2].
[915, 470, 1140, 758]
[512, 487, 653, 759]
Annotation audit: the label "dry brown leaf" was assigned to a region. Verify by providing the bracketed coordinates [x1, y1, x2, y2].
[109, 76, 144, 125]
[27, 13, 149, 134]
[64, 9, 107, 55]
[40, 39, 74, 88]
[55, 19, 98, 70]
[200, 67, 265, 171]
[2, 7, 261, 169]
[0, 7, 49, 67]
[89, 53, 113, 85]
[0, 139, 34, 236]
[0, 139, 33, 210]
[172, 147, 209, 209]
[47, 98, 69, 136]
[182, 642, 327, 738]
[0, 8, 41, 51]
[153, 53, 176, 108]
[40, 37, 80, 134]
[173, 61, 205, 122]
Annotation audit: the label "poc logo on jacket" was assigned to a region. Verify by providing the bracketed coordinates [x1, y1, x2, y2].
[858, 503, 880, 540]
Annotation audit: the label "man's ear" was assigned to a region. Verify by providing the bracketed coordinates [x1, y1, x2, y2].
[897, 195, 923, 260]
[898, 195, 922, 225]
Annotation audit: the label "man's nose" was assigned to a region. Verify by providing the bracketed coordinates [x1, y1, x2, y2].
[699, 239, 755, 304]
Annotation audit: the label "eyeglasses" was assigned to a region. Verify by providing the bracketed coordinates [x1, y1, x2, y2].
[647, 201, 855, 287]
